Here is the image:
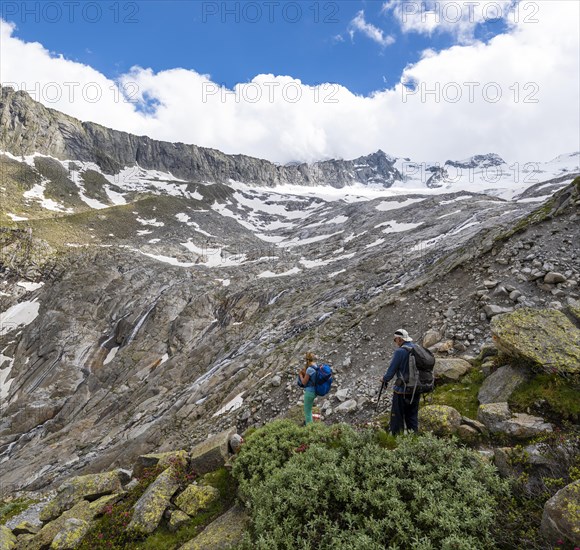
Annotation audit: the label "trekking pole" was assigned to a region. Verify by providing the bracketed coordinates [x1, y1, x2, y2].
[375, 381, 385, 411]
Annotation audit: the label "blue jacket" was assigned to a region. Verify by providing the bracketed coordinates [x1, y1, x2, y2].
[383, 343, 415, 394]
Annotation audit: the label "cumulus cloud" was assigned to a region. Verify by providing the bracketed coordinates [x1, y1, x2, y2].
[348, 10, 396, 47]
[382, 0, 517, 44]
[0, 2, 578, 165]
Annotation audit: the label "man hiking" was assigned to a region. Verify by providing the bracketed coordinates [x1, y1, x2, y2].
[382, 329, 421, 435]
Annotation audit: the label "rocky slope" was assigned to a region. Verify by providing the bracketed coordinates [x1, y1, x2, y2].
[0, 89, 579, 500]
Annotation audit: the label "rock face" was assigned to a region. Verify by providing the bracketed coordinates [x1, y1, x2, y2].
[541, 480, 580, 545]
[433, 358, 470, 381]
[0, 87, 402, 189]
[477, 402, 553, 438]
[491, 308, 580, 375]
[419, 405, 462, 435]
[179, 504, 248, 550]
[477, 365, 529, 404]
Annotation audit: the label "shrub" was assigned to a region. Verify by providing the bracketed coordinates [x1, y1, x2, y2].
[233, 422, 509, 549]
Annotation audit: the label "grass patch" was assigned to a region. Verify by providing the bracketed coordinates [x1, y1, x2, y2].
[509, 373, 580, 423]
[430, 368, 485, 419]
[0, 497, 38, 525]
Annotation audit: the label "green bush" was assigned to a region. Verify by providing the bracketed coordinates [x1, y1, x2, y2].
[233, 421, 509, 549]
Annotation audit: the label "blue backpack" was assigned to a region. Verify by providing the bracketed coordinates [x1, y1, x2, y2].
[313, 364, 333, 396]
[297, 364, 334, 396]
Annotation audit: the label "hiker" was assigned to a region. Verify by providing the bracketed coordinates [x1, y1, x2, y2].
[298, 352, 317, 424]
[382, 329, 421, 435]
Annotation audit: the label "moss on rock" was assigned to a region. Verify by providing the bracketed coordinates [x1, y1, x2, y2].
[490, 308, 580, 375]
[0, 525, 16, 550]
[175, 484, 220, 517]
[419, 405, 462, 435]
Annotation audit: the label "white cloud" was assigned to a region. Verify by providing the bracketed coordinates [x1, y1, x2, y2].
[348, 10, 396, 47]
[0, 2, 578, 165]
[382, 0, 517, 44]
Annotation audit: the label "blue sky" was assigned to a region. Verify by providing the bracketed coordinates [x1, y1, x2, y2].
[1, 1, 578, 163]
[4, 0, 510, 95]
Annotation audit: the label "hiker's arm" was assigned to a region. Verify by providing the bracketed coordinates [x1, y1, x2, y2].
[298, 371, 310, 386]
[383, 349, 404, 384]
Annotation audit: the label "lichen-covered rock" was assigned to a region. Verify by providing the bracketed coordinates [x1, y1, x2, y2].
[418, 405, 462, 435]
[175, 484, 220, 517]
[128, 467, 180, 534]
[569, 304, 580, 324]
[39, 470, 124, 521]
[478, 402, 553, 438]
[133, 450, 189, 479]
[434, 358, 470, 381]
[0, 526, 16, 550]
[490, 308, 580, 375]
[189, 428, 237, 476]
[50, 518, 91, 549]
[15, 533, 35, 550]
[179, 505, 248, 549]
[541, 480, 580, 545]
[168, 510, 191, 532]
[477, 365, 529, 404]
[28, 494, 121, 550]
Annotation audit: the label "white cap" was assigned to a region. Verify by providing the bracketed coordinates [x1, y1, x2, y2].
[394, 329, 413, 342]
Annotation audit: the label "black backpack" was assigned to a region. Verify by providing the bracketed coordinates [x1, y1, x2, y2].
[398, 344, 436, 397]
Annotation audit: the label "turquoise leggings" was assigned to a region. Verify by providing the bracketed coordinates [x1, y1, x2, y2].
[304, 391, 316, 424]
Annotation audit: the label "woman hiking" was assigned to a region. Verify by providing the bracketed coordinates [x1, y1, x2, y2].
[298, 352, 317, 424]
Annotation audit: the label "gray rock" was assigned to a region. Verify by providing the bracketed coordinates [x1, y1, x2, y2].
[271, 375, 281, 387]
[422, 329, 441, 348]
[128, 467, 181, 534]
[509, 290, 522, 301]
[541, 480, 580, 545]
[335, 388, 350, 402]
[190, 427, 237, 475]
[336, 399, 357, 413]
[483, 304, 514, 318]
[478, 365, 529, 404]
[477, 402, 511, 430]
[228, 434, 243, 454]
[434, 358, 470, 381]
[544, 272, 567, 284]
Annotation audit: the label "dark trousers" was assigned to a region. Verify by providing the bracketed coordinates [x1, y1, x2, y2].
[390, 392, 420, 435]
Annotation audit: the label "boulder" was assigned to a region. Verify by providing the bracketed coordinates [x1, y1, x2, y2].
[128, 467, 181, 534]
[434, 358, 470, 381]
[175, 484, 220, 517]
[460, 416, 488, 434]
[0, 526, 16, 550]
[490, 308, 580, 375]
[28, 494, 120, 550]
[478, 402, 553, 438]
[133, 450, 189, 479]
[477, 402, 512, 431]
[39, 470, 124, 522]
[190, 428, 237, 476]
[179, 504, 248, 550]
[50, 518, 91, 549]
[336, 399, 357, 413]
[228, 434, 243, 454]
[419, 405, 462, 435]
[544, 272, 567, 284]
[541, 480, 580, 545]
[422, 329, 441, 348]
[477, 365, 529, 404]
